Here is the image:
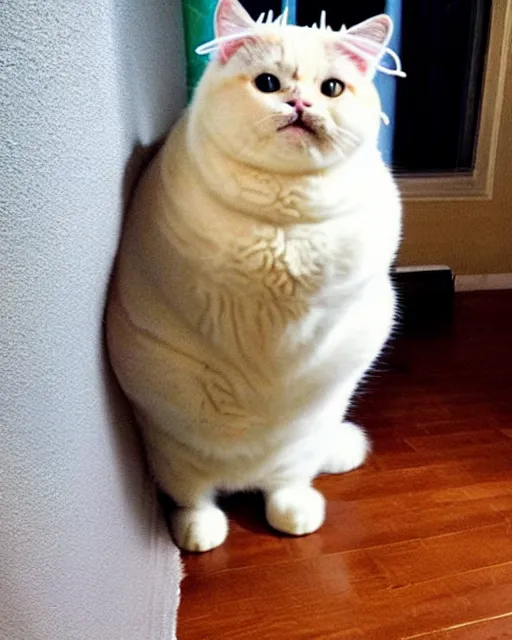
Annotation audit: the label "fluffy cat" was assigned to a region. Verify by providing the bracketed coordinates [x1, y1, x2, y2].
[106, 0, 402, 552]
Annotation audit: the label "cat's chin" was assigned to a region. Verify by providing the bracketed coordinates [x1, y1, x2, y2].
[267, 141, 344, 173]
[277, 121, 317, 136]
[249, 151, 342, 174]
[278, 126, 317, 143]
[207, 128, 347, 174]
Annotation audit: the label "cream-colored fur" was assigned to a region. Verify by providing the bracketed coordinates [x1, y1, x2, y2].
[107, 2, 401, 552]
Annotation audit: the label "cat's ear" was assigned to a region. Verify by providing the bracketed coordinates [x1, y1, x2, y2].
[214, 0, 256, 63]
[336, 14, 393, 77]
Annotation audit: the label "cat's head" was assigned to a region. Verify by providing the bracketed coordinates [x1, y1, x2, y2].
[189, 0, 396, 173]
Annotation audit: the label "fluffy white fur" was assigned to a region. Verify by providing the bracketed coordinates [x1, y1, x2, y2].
[107, 0, 402, 552]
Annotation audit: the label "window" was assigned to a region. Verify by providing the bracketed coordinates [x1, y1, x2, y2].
[393, 1, 491, 174]
[241, 0, 493, 175]
[298, 0, 492, 174]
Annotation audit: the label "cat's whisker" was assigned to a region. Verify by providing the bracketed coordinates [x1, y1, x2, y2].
[253, 111, 290, 127]
[339, 133, 360, 147]
[233, 112, 286, 157]
[324, 129, 360, 156]
[332, 136, 359, 153]
[332, 126, 360, 144]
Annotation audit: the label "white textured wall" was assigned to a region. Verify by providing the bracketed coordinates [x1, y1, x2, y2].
[0, 1, 185, 639]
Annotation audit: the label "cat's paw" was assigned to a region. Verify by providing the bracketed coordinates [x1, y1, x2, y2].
[321, 421, 370, 474]
[265, 486, 325, 536]
[171, 505, 228, 553]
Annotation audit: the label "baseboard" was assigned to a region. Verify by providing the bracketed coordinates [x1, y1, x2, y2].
[455, 273, 512, 291]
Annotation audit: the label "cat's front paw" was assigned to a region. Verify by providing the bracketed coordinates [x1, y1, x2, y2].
[171, 505, 228, 553]
[321, 421, 370, 474]
[265, 486, 325, 536]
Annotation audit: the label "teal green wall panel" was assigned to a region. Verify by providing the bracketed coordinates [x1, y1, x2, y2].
[182, 0, 217, 98]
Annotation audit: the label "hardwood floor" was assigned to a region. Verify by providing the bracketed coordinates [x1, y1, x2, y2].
[178, 291, 512, 640]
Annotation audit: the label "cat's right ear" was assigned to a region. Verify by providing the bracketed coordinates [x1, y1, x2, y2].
[335, 14, 393, 77]
[214, 0, 255, 63]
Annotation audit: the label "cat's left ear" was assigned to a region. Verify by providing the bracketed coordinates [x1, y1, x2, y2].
[214, 0, 256, 63]
[336, 14, 393, 77]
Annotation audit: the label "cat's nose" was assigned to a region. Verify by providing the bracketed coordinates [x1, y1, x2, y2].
[286, 99, 312, 111]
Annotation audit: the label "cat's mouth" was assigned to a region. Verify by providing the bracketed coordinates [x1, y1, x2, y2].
[278, 113, 317, 135]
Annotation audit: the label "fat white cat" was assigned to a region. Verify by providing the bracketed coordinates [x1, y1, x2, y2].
[107, 0, 402, 552]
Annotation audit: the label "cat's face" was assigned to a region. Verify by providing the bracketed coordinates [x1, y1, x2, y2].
[191, 2, 392, 173]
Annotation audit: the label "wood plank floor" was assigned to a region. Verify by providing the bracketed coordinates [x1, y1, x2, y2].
[178, 291, 512, 640]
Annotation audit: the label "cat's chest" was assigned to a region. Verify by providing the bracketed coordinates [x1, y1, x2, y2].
[186, 218, 369, 374]
[188, 220, 371, 392]
[221, 224, 358, 302]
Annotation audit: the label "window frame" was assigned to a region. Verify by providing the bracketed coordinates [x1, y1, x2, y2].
[397, 0, 512, 201]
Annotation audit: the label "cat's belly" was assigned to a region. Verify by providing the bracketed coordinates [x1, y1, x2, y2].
[246, 275, 395, 420]
[108, 271, 394, 460]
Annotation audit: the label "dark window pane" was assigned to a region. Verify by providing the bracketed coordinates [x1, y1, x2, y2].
[393, 0, 491, 174]
[242, 0, 282, 19]
[297, 1, 385, 30]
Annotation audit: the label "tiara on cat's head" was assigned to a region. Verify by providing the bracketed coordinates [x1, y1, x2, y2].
[196, 6, 406, 82]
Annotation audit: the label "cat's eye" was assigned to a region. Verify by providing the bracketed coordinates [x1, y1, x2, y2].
[254, 73, 281, 93]
[321, 78, 345, 98]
